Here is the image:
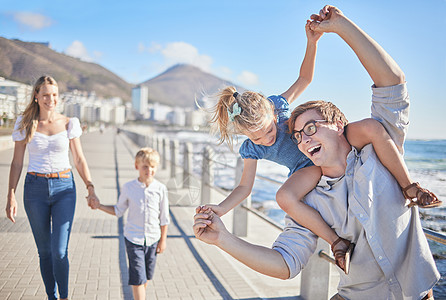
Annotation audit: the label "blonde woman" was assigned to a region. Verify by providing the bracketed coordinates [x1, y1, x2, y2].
[5, 76, 98, 300]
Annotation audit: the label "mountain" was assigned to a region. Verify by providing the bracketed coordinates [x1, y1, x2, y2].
[139, 64, 245, 109]
[0, 37, 244, 108]
[0, 37, 133, 101]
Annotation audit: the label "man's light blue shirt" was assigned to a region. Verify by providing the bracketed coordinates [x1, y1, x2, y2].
[273, 83, 440, 300]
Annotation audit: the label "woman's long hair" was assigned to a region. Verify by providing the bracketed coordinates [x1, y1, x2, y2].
[18, 76, 58, 143]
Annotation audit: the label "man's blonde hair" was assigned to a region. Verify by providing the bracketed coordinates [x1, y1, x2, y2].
[135, 147, 160, 166]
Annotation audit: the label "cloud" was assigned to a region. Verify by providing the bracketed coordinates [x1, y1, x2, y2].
[237, 71, 259, 86]
[162, 42, 213, 72]
[138, 41, 261, 86]
[145, 41, 213, 72]
[65, 40, 102, 62]
[219, 66, 232, 78]
[12, 12, 53, 30]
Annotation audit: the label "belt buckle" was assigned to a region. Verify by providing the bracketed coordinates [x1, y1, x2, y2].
[45, 173, 50, 178]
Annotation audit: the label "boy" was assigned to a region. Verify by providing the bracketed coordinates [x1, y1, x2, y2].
[93, 147, 169, 300]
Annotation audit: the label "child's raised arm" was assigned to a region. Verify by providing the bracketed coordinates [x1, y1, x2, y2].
[346, 118, 441, 208]
[205, 158, 257, 217]
[280, 20, 322, 105]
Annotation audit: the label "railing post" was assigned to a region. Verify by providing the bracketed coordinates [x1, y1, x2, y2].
[152, 136, 156, 151]
[233, 157, 250, 237]
[139, 133, 145, 147]
[183, 142, 193, 189]
[201, 146, 214, 205]
[300, 239, 332, 300]
[157, 137, 162, 154]
[170, 140, 179, 181]
[162, 138, 169, 170]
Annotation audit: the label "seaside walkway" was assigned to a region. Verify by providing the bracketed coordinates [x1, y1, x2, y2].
[0, 129, 340, 299]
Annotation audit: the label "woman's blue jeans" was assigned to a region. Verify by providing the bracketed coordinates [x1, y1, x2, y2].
[24, 172, 76, 300]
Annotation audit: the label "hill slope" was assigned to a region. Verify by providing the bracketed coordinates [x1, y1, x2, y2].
[0, 37, 133, 101]
[0, 37, 245, 108]
[139, 64, 245, 108]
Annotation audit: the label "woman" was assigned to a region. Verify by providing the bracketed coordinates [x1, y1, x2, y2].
[5, 75, 98, 300]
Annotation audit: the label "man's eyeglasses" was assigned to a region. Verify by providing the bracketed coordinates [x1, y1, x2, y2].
[291, 119, 327, 145]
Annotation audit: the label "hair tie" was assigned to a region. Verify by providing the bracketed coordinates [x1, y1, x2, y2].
[233, 92, 239, 99]
[227, 102, 242, 122]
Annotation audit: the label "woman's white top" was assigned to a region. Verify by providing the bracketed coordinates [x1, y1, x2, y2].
[12, 116, 82, 173]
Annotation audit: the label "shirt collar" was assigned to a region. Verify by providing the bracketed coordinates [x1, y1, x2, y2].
[318, 174, 345, 191]
[136, 179, 150, 188]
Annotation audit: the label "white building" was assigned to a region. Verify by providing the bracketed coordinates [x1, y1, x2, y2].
[111, 106, 126, 125]
[83, 104, 98, 123]
[132, 86, 148, 117]
[148, 102, 172, 122]
[0, 77, 32, 118]
[167, 107, 186, 126]
[185, 109, 207, 127]
[62, 90, 127, 125]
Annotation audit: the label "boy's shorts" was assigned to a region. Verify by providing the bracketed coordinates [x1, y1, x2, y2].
[125, 238, 158, 285]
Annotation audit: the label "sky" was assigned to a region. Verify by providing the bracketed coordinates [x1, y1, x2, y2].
[1, 0, 445, 139]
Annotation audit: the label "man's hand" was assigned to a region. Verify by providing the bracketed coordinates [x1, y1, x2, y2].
[309, 5, 345, 33]
[193, 206, 228, 246]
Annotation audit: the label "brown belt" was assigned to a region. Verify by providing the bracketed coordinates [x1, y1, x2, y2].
[27, 169, 71, 178]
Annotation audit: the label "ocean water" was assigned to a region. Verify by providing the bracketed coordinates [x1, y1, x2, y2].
[156, 129, 446, 298]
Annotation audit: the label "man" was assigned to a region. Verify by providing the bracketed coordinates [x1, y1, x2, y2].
[193, 5, 440, 300]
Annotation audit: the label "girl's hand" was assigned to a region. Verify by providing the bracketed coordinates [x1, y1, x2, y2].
[6, 194, 17, 223]
[201, 204, 226, 217]
[305, 20, 323, 43]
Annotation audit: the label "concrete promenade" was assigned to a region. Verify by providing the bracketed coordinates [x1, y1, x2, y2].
[0, 129, 339, 299]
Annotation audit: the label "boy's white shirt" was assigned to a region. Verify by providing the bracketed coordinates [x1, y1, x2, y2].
[114, 178, 170, 246]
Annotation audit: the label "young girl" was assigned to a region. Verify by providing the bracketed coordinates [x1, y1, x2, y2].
[204, 23, 442, 275]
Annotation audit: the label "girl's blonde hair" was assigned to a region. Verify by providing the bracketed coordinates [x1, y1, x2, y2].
[135, 147, 160, 166]
[19, 76, 58, 143]
[209, 86, 275, 149]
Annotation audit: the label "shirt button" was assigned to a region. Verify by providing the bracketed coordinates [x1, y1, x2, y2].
[359, 214, 363, 218]
[379, 256, 383, 260]
[389, 278, 393, 282]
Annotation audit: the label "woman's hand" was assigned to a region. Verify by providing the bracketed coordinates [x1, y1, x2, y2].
[6, 194, 17, 223]
[86, 191, 100, 209]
